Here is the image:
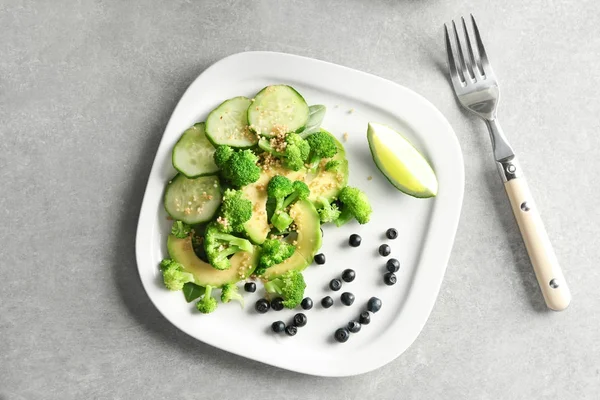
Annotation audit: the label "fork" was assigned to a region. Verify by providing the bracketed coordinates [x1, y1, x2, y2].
[444, 15, 571, 311]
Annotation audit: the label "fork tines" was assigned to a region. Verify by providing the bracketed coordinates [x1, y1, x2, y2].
[444, 15, 492, 85]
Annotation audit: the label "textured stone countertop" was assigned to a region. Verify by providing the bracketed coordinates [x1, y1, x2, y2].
[1, 1, 599, 398]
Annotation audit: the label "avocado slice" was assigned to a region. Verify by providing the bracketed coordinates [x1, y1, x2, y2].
[262, 199, 322, 279]
[167, 235, 258, 286]
[242, 166, 305, 245]
[307, 131, 348, 202]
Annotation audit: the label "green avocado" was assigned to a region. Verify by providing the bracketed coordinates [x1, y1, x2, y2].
[242, 166, 305, 245]
[167, 235, 258, 286]
[262, 199, 322, 279]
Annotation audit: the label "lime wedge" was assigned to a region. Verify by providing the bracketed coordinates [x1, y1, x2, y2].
[367, 122, 438, 198]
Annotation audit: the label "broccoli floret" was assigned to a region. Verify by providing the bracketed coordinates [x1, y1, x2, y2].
[196, 285, 218, 314]
[218, 189, 252, 233]
[284, 181, 310, 208]
[264, 270, 306, 309]
[204, 222, 254, 270]
[315, 197, 341, 224]
[335, 186, 373, 226]
[220, 283, 244, 307]
[324, 160, 341, 172]
[213, 145, 234, 166]
[255, 239, 296, 275]
[267, 175, 294, 200]
[306, 131, 338, 171]
[170, 220, 192, 238]
[267, 176, 310, 232]
[159, 259, 194, 291]
[213, 145, 260, 187]
[258, 133, 310, 171]
[284, 133, 310, 171]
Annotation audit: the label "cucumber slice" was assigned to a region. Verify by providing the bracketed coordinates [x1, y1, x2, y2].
[248, 85, 309, 137]
[205, 96, 257, 148]
[164, 174, 222, 224]
[172, 123, 219, 178]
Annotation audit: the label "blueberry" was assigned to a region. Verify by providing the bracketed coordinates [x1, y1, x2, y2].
[329, 278, 342, 291]
[349, 234, 362, 247]
[271, 297, 284, 311]
[359, 311, 371, 325]
[271, 321, 285, 333]
[255, 299, 270, 313]
[386, 228, 398, 240]
[293, 313, 307, 327]
[340, 292, 355, 306]
[334, 328, 350, 343]
[301, 297, 313, 310]
[379, 244, 391, 257]
[314, 253, 326, 265]
[348, 320, 361, 333]
[244, 282, 256, 293]
[342, 269, 356, 283]
[321, 296, 334, 308]
[285, 325, 298, 336]
[367, 297, 382, 313]
[384, 272, 397, 286]
[386, 258, 400, 273]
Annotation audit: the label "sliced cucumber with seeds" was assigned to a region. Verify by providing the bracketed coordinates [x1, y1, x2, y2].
[172, 123, 219, 178]
[248, 85, 309, 137]
[164, 174, 222, 224]
[205, 96, 257, 148]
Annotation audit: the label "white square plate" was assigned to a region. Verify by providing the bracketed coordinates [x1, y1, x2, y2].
[135, 51, 464, 377]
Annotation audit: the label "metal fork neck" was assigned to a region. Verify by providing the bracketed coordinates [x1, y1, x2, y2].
[485, 118, 514, 162]
[484, 118, 519, 182]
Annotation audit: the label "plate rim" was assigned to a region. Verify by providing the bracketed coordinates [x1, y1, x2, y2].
[135, 51, 464, 377]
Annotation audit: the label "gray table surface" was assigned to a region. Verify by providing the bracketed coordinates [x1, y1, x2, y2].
[2, 0, 599, 399]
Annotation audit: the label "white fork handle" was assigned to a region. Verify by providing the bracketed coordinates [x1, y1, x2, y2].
[503, 177, 571, 311]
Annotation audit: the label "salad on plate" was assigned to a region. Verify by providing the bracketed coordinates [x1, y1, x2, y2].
[159, 85, 374, 314]
[158, 83, 437, 342]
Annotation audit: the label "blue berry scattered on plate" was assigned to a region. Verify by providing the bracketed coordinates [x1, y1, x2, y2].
[341, 292, 355, 306]
[342, 269, 356, 282]
[379, 244, 391, 257]
[367, 297, 382, 313]
[329, 278, 342, 291]
[386, 258, 400, 272]
[321, 296, 334, 308]
[255, 298, 270, 313]
[271, 321, 285, 333]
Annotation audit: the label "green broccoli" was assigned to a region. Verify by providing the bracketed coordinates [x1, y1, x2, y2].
[204, 222, 253, 270]
[306, 131, 338, 171]
[258, 133, 310, 171]
[159, 259, 194, 291]
[335, 186, 373, 226]
[213, 145, 260, 187]
[264, 270, 306, 309]
[315, 197, 341, 224]
[255, 239, 296, 275]
[218, 189, 252, 233]
[213, 145, 234, 166]
[220, 283, 245, 307]
[196, 285, 218, 314]
[170, 220, 192, 238]
[283, 133, 310, 171]
[324, 160, 341, 172]
[267, 176, 310, 232]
